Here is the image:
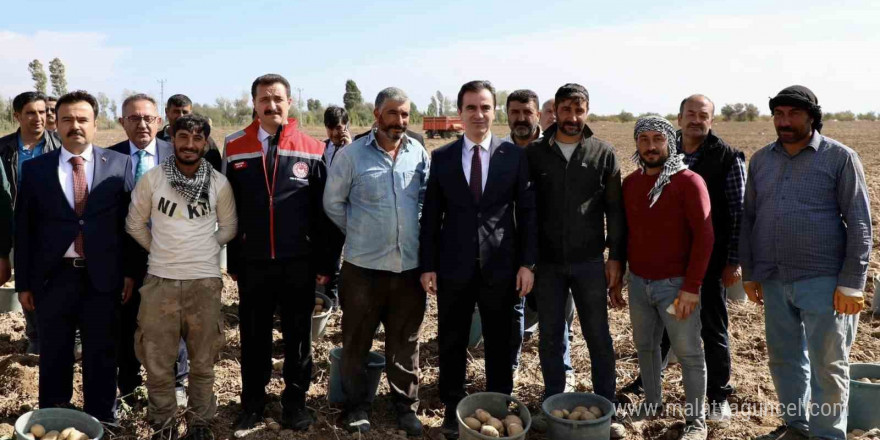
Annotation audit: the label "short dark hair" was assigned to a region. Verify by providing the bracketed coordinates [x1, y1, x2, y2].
[678, 94, 715, 115]
[121, 93, 158, 114]
[166, 94, 192, 108]
[13, 91, 47, 113]
[55, 90, 99, 119]
[46, 95, 58, 102]
[324, 106, 349, 128]
[457, 80, 496, 111]
[251, 74, 291, 100]
[171, 113, 211, 138]
[554, 83, 590, 109]
[506, 89, 539, 111]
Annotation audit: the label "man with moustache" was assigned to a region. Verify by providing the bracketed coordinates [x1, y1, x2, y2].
[224, 74, 337, 432]
[621, 94, 743, 422]
[16, 91, 132, 422]
[743, 86, 870, 440]
[324, 88, 429, 435]
[157, 94, 222, 170]
[539, 98, 556, 131]
[109, 93, 191, 408]
[419, 80, 536, 438]
[127, 114, 237, 440]
[624, 115, 712, 440]
[0, 91, 61, 354]
[526, 84, 625, 417]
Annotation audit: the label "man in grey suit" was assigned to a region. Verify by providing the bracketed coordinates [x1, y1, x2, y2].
[109, 94, 189, 408]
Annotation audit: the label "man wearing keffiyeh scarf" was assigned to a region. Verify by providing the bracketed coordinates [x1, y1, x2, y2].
[164, 154, 212, 205]
[631, 116, 688, 207]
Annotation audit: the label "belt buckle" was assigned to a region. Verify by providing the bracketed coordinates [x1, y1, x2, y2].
[72, 258, 86, 268]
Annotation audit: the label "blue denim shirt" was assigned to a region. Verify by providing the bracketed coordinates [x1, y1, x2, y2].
[740, 133, 872, 289]
[323, 130, 429, 273]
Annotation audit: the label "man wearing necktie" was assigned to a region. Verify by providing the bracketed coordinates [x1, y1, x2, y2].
[419, 80, 537, 438]
[109, 94, 190, 409]
[15, 91, 133, 422]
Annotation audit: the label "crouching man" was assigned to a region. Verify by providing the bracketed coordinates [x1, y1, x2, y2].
[126, 114, 238, 440]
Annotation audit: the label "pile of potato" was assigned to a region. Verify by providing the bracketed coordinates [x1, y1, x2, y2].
[854, 377, 880, 384]
[549, 405, 604, 421]
[26, 424, 90, 440]
[462, 409, 525, 438]
[847, 427, 880, 439]
[314, 297, 326, 316]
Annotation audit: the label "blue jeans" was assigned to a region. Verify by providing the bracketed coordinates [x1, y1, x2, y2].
[763, 276, 858, 440]
[628, 274, 706, 423]
[536, 261, 615, 401]
[511, 290, 574, 370]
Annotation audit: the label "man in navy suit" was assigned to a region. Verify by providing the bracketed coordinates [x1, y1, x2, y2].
[16, 90, 133, 422]
[419, 80, 537, 437]
[109, 93, 189, 408]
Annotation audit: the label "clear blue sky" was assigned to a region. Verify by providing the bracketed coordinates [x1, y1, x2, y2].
[2, 0, 878, 116]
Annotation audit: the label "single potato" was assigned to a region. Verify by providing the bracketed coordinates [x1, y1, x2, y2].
[475, 409, 491, 423]
[30, 424, 46, 438]
[550, 409, 564, 418]
[508, 423, 524, 435]
[463, 417, 482, 430]
[480, 425, 500, 437]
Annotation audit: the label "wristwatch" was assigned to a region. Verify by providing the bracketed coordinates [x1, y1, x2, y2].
[523, 264, 537, 273]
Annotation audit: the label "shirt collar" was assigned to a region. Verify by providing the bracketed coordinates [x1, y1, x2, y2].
[257, 126, 273, 143]
[366, 128, 412, 153]
[129, 138, 157, 156]
[17, 131, 47, 151]
[463, 132, 492, 152]
[60, 144, 94, 163]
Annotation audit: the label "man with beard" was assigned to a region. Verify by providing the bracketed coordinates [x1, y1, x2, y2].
[419, 80, 536, 438]
[224, 74, 336, 433]
[526, 84, 625, 436]
[0, 91, 61, 354]
[127, 114, 236, 440]
[743, 86, 870, 440]
[324, 87, 429, 435]
[623, 116, 712, 440]
[157, 94, 222, 170]
[16, 91, 132, 423]
[539, 98, 556, 131]
[109, 93, 191, 408]
[621, 95, 743, 422]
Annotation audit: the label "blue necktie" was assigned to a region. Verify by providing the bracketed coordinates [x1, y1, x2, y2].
[135, 149, 148, 183]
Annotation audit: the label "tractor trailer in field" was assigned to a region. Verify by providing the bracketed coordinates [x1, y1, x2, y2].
[423, 116, 464, 139]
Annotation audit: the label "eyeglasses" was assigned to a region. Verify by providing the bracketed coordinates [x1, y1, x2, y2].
[124, 115, 159, 124]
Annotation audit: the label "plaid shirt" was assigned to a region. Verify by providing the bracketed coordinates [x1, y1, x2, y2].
[740, 133, 872, 289]
[678, 137, 746, 265]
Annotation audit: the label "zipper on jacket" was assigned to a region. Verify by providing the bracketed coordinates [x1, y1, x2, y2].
[261, 143, 280, 259]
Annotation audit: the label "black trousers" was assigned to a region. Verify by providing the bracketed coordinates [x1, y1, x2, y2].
[117, 275, 190, 399]
[36, 264, 119, 422]
[339, 263, 426, 414]
[633, 267, 733, 403]
[238, 258, 315, 412]
[438, 264, 519, 409]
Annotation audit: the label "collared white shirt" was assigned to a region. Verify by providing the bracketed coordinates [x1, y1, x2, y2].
[462, 132, 492, 191]
[129, 139, 158, 175]
[257, 125, 272, 156]
[59, 145, 95, 258]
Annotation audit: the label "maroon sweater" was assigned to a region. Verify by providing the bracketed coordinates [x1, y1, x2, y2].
[623, 169, 714, 294]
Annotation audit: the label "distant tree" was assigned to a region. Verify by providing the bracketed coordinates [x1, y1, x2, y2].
[857, 111, 877, 121]
[109, 100, 118, 119]
[720, 104, 735, 121]
[830, 111, 856, 121]
[427, 97, 438, 116]
[343, 80, 363, 111]
[664, 113, 678, 121]
[96, 93, 111, 120]
[409, 102, 423, 124]
[48, 58, 68, 96]
[28, 59, 48, 94]
[233, 92, 251, 122]
[617, 110, 635, 123]
[744, 103, 759, 121]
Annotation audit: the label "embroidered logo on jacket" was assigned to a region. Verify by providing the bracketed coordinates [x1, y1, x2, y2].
[233, 162, 247, 170]
[292, 161, 309, 179]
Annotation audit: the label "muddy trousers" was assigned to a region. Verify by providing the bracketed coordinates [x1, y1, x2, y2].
[339, 262, 426, 414]
[135, 275, 224, 428]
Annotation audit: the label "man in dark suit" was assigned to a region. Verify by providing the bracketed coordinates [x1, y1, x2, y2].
[16, 90, 133, 422]
[419, 80, 537, 438]
[109, 93, 190, 408]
